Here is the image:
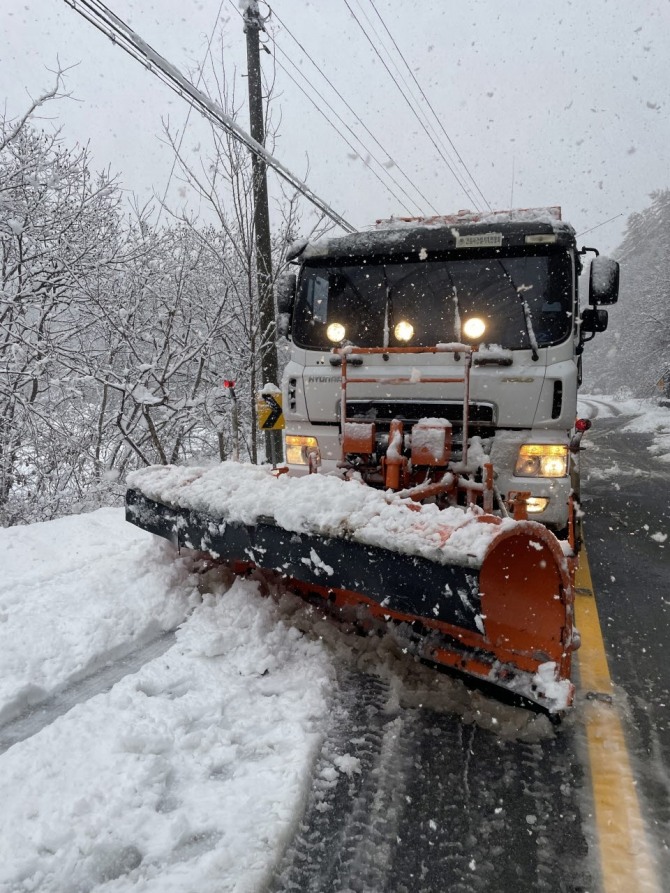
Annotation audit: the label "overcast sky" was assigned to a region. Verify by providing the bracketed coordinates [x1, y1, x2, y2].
[3, 0, 668, 253]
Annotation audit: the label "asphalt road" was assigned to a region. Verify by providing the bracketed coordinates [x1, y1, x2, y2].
[579, 400, 670, 884]
[271, 398, 669, 893]
[271, 666, 594, 893]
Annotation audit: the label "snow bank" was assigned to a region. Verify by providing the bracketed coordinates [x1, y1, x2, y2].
[127, 462, 520, 569]
[0, 506, 556, 892]
[0, 581, 333, 893]
[579, 395, 670, 463]
[0, 508, 196, 723]
[621, 405, 670, 463]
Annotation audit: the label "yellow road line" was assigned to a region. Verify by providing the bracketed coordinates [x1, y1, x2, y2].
[575, 547, 660, 893]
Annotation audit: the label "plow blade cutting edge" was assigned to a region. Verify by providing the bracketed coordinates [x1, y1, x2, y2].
[126, 471, 576, 713]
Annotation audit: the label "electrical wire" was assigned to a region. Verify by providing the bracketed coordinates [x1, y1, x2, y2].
[271, 52, 419, 216]
[266, 4, 441, 216]
[225, 0, 422, 216]
[349, 0, 481, 210]
[343, 0, 482, 211]
[366, 0, 491, 211]
[354, 2, 447, 162]
[156, 0, 226, 223]
[61, 0, 356, 233]
[577, 213, 623, 239]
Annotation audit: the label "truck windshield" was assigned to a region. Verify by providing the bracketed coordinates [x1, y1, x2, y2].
[292, 249, 573, 351]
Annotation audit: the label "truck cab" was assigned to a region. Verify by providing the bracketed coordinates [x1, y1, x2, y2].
[276, 208, 618, 531]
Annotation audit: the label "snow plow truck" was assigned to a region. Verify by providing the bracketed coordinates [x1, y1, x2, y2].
[126, 207, 619, 714]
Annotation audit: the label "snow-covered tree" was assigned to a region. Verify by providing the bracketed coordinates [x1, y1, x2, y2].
[617, 190, 670, 395]
[0, 98, 268, 522]
[0, 120, 127, 520]
[73, 219, 252, 473]
[0, 52, 324, 524]
[583, 190, 670, 397]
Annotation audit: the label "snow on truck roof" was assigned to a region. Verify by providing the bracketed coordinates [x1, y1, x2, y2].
[376, 206, 565, 226]
[288, 207, 576, 262]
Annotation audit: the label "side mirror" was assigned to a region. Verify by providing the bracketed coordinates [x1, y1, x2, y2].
[275, 272, 296, 314]
[589, 257, 619, 305]
[275, 272, 296, 339]
[581, 307, 609, 335]
[277, 312, 291, 339]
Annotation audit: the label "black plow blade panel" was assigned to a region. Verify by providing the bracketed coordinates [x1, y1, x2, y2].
[126, 489, 482, 633]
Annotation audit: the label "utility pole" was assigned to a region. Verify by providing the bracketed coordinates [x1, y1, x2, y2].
[244, 1, 283, 464]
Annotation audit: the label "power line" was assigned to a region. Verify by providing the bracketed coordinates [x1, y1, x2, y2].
[62, 0, 356, 233]
[271, 52, 418, 216]
[366, 0, 491, 211]
[267, 4, 441, 216]
[354, 2, 448, 163]
[351, 0, 484, 211]
[343, 0, 482, 211]
[577, 213, 624, 238]
[156, 0, 226, 223]
[225, 0, 423, 216]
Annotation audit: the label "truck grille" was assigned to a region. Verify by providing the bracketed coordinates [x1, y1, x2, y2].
[345, 400, 495, 439]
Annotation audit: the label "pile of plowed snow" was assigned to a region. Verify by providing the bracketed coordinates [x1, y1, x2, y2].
[128, 462, 523, 568]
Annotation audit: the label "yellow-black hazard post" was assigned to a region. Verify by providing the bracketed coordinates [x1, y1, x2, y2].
[256, 391, 284, 431]
[256, 388, 284, 466]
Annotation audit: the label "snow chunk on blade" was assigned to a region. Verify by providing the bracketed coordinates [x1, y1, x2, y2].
[128, 462, 516, 569]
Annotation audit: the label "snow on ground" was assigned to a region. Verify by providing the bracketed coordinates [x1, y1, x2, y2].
[579, 395, 670, 463]
[0, 508, 195, 724]
[0, 584, 333, 893]
[578, 397, 669, 553]
[0, 511, 334, 892]
[2, 397, 666, 891]
[621, 403, 670, 463]
[0, 506, 551, 892]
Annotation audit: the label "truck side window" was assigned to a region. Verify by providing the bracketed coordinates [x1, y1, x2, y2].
[303, 274, 329, 324]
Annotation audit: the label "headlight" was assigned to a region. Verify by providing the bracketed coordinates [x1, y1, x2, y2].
[394, 320, 414, 342]
[526, 497, 549, 513]
[463, 317, 486, 340]
[285, 434, 321, 466]
[515, 444, 568, 478]
[326, 322, 346, 343]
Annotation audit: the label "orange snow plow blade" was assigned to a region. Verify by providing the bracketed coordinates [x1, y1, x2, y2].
[480, 524, 574, 674]
[126, 465, 577, 713]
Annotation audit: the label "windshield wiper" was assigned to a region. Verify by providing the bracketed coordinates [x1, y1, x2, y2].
[452, 285, 461, 341]
[517, 285, 540, 360]
[380, 265, 395, 355]
[383, 283, 392, 349]
[429, 262, 460, 341]
[496, 260, 539, 361]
